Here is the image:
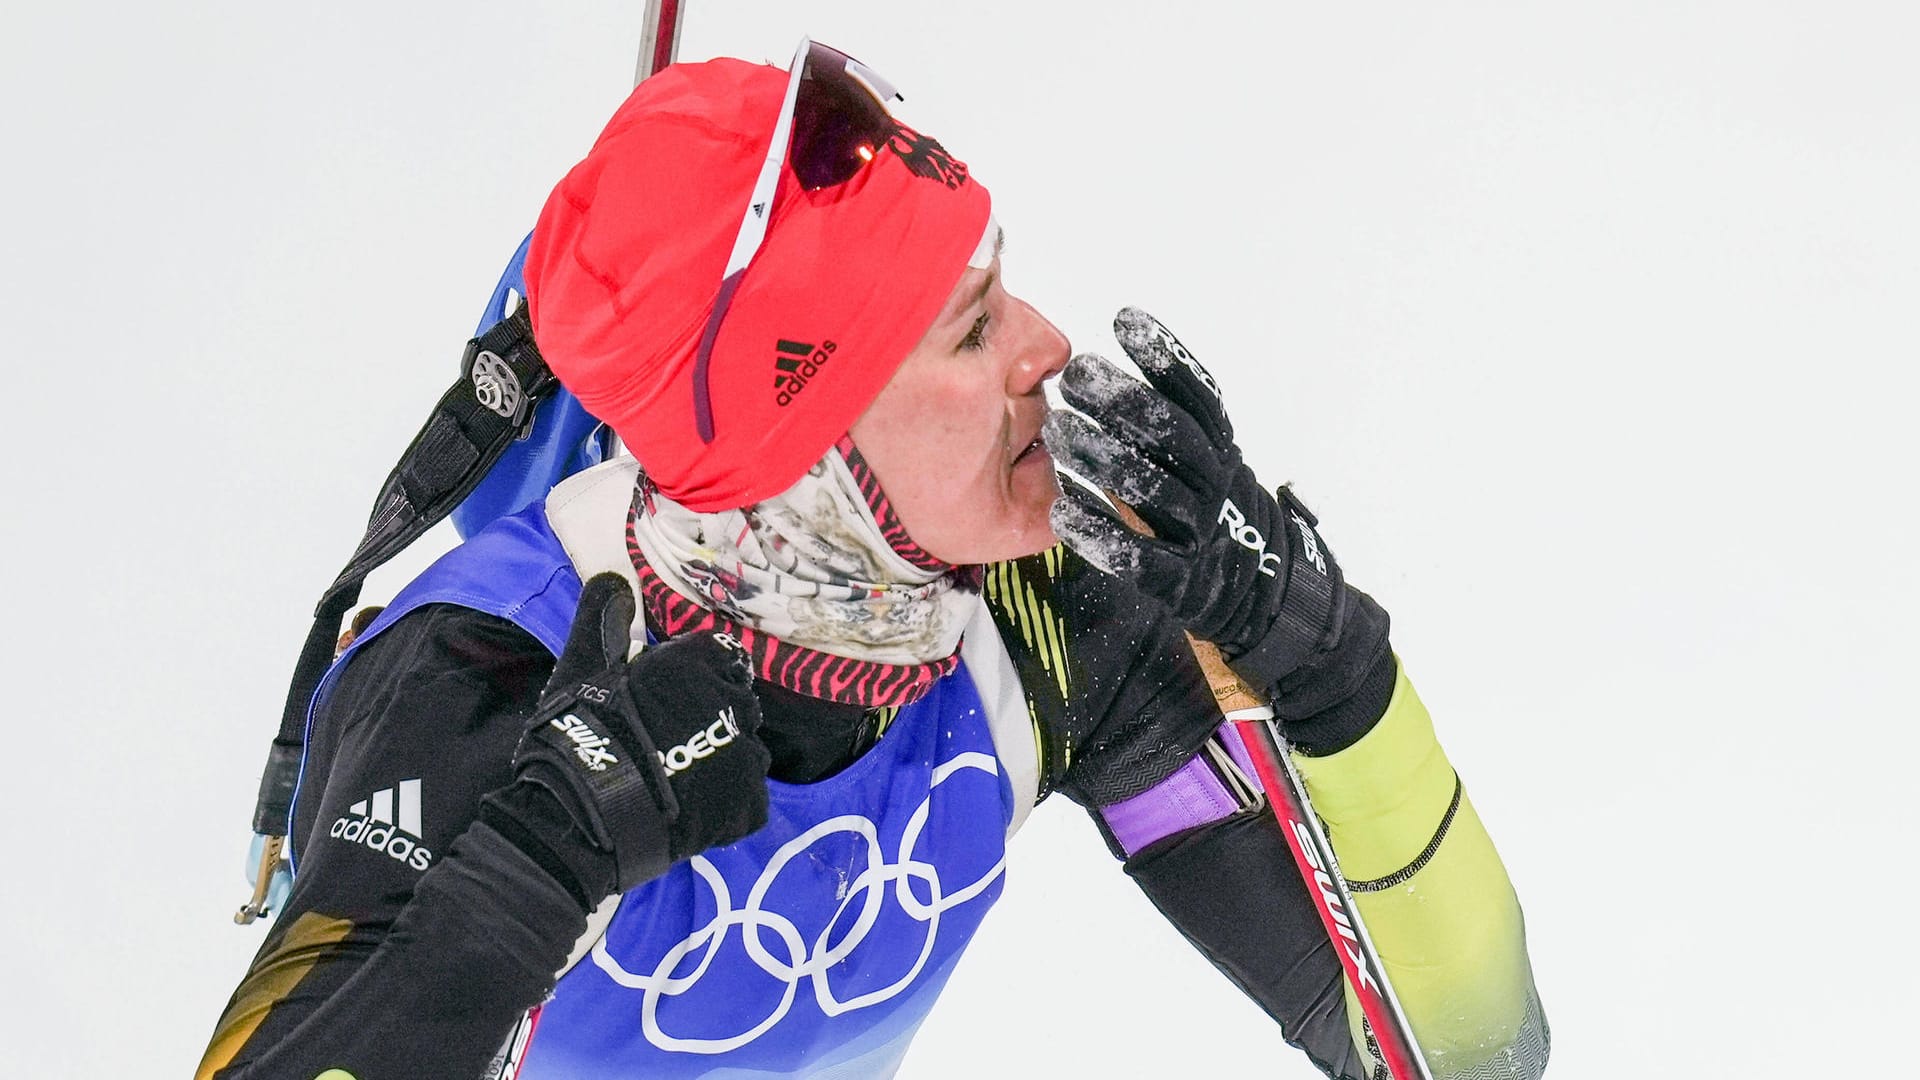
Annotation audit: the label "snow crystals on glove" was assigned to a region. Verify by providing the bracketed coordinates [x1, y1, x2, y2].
[1044, 405, 1162, 507]
[1114, 306, 1223, 406]
[1047, 485, 1145, 577]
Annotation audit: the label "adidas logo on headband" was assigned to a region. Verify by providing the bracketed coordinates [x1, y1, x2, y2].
[772, 338, 838, 407]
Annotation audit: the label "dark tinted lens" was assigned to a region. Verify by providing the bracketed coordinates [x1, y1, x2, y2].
[790, 44, 897, 190]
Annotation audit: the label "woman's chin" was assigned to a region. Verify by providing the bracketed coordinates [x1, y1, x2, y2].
[903, 462, 1062, 565]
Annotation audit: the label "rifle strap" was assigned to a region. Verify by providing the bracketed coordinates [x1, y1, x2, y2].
[252, 302, 557, 836]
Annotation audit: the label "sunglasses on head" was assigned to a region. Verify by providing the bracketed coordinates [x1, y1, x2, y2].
[692, 38, 903, 443]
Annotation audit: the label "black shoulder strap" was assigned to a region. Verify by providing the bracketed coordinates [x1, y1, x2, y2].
[249, 302, 558, 838]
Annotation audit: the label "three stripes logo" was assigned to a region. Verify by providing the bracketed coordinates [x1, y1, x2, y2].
[772, 338, 837, 407]
[329, 777, 434, 872]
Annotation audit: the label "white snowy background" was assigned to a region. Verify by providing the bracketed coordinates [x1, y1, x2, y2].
[4, 2, 1914, 1076]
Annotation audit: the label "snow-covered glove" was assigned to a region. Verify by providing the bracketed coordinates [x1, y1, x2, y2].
[1044, 308, 1348, 699]
[508, 573, 769, 893]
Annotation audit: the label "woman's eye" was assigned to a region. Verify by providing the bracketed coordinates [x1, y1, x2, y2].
[960, 312, 990, 351]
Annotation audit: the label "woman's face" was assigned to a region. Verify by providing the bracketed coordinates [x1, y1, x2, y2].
[849, 242, 1070, 565]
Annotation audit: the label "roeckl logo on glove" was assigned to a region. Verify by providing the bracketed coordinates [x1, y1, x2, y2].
[1150, 323, 1221, 403]
[1219, 498, 1285, 578]
[551, 713, 620, 771]
[659, 707, 743, 775]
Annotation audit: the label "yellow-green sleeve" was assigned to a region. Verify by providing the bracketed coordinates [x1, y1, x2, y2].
[1291, 659, 1550, 1079]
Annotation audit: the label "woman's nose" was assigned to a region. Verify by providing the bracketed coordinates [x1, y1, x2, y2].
[1006, 297, 1070, 393]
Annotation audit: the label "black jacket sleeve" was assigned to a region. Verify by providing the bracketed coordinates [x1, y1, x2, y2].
[197, 604, 598, 1080]
[980, 546, 1223, 808]
[200, 602, 912, 1080]
[1122, 809, 1370, 1079]
[985, 546, 1392, 1080]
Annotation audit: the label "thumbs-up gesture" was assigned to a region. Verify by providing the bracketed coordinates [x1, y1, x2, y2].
[511, 573, 770, 893]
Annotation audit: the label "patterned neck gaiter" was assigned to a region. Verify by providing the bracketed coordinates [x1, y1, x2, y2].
[626, 437, 978, 707]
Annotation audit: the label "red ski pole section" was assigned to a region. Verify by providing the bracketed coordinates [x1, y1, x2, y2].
[1233, 714, 1431, 1080]
[633, 0, 684, 87]
[648, 0, 682, 78]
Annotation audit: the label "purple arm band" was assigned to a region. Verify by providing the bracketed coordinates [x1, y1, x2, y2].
[1099, 723, 1265, 857]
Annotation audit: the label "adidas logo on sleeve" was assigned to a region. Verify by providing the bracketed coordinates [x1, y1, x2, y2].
[329, 778, 434, 871]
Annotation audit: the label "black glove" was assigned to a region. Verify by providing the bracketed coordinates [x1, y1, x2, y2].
[1044, 308, 1350, 698]
[507, 572, 770, 894]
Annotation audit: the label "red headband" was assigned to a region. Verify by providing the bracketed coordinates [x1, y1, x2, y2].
[527, 58, 993, 511]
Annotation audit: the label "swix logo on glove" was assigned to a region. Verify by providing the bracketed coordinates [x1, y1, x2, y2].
[659, 707, 744, 776]
[1219, 498, 1286, 578]
[550, 713, 620, 772]
[1289, 512, 1327, 575]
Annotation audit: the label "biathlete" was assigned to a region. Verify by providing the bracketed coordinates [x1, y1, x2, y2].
[200, 42, 1549, 1080]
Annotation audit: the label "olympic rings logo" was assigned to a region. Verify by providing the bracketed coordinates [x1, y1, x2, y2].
[591, 752, 1007, 1054]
